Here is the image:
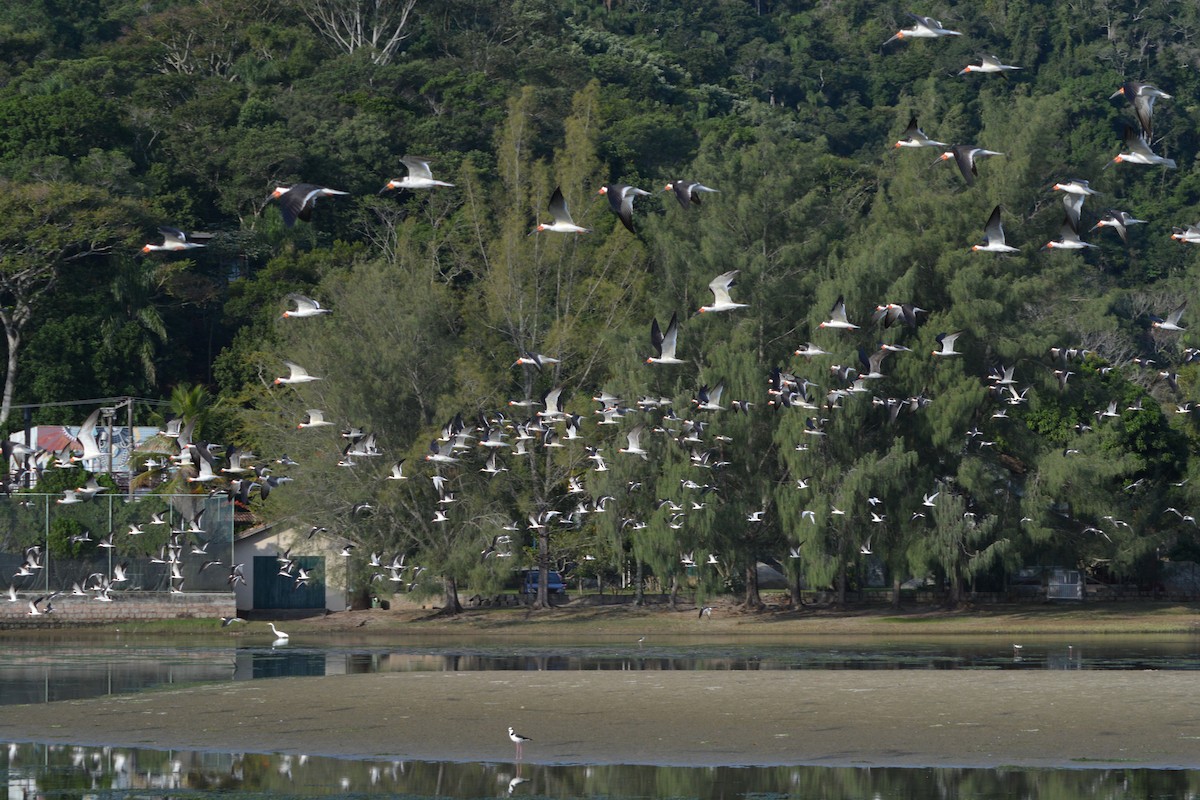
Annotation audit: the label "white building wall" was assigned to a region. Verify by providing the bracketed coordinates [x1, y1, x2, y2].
[233, 526, 348, 612]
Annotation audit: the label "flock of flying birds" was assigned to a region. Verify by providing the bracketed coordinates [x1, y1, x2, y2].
[2, 408, 269, 615]
[9, 12, 1198, 616]
[251, 15, 1196, 581]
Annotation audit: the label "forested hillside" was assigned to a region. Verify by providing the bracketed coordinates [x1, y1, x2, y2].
[4, 0, 1200, 609]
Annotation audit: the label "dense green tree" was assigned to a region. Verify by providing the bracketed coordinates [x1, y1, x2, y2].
[3, 0, 1200, 606]
[0, 182, 148, 425]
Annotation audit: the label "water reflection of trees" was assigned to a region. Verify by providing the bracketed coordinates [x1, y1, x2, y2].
[0, 645, 234, 704]
[5, 742, 1200, 798]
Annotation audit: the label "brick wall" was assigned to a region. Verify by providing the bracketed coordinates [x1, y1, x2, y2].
[0, 592, 235, 628]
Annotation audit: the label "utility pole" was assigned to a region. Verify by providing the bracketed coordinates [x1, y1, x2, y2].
[127, 397, 134, 500]
[22, 406, 31, 490]
[102, 406, 115, 476]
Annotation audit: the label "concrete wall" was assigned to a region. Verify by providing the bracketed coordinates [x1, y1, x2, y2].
[0, 592, 234, 628]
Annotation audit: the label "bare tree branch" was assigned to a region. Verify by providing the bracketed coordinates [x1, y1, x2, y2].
[302, 0, 419, 65]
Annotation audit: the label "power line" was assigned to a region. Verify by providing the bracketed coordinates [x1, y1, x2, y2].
[8, 396, 171, 410]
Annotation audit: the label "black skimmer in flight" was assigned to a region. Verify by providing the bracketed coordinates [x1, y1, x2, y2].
[282, 293, 332, 318]
[883, 13, 961, 46]
[1091, 210, 1146, 245]
[270, 184, 349, 227]
[28, 593, 59, 616]
[647, 313, 684, 364]
[1172, 224, 1200, 244]
[972, 206, 1019, 253]
[698, 270, 747, 313]
[70, 408, 105, 467]
[142, 226, 210, 253]
[598, 183, 650, 233]
[1053, 180, 1098, 228]
[820, 295, 859, 329]
[382, 156, 455, 191]
[619, 425, 648, 459]
[274, 361, 322, 385]
[958, 54, 1021, 75]
[297, 409, 334, 428]
[932, 331, 963, 357]
[1043, 216, 1096, 250]
[1053, 178, 1100, 197]
[1111, 80, 1171, 138]
[1150, 302, 1187, 332]
[872, 302, 926, 328]
[1112, 126, 1175, 168]
[934, 145, 1003, 185]
[894, 116, 946, 148]
[534, 187, 589, 233]
[1108, 125, 1176, 167]
[513, 352, 561, 370]
[664, 179, 718, 208]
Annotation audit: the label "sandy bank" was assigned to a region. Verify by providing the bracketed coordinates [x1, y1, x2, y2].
[1, 670, 1196, 768]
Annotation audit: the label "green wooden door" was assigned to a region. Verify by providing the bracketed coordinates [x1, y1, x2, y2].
[253, 555, 325, 609]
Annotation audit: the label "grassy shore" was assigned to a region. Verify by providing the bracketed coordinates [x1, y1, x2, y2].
[6, 598, 1195, 638]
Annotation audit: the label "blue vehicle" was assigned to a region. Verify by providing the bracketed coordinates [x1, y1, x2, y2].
[521, 568, 566, 594]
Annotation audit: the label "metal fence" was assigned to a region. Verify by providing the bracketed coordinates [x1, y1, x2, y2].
[1, 493, 235, 596]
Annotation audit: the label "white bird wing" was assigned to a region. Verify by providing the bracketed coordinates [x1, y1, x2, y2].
[983, 206, 1006, 245]
[1168, 301, 1188, 326]
[195, 452, 216, 481]
[75, 408, 103, 461]
[708, 270, 739, 305]
[547, 187, 574, 225]
[626, 425, 644, 451]
[1058, 215, 1082, 242]
[830, 295, 851, 324]
[623, 185, 649, 210]
[659, 313, 680, 359]
[159, 226, 190, 247]
[400, 156, 435, 181]
[650, 317, 665, 357]
[1062, 193, 1085, 228]
[287, 293, 324, 314]
[285, 361, 312, 380]
[1123, 127, 1156, 157]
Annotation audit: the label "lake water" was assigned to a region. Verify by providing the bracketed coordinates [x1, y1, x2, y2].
[2, 634, 1198, 798]
[3, 741, 1199, 799]
[1, 633, 1197, 705]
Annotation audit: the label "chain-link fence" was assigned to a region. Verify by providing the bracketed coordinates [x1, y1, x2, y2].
[1, 493, 235, 596]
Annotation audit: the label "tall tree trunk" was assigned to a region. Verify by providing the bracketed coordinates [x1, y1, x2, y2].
[440, 576, 461, 615]
[891, 574, 902, 609]
[837, 554, 847, 607]
[668, 574, 679, 611]
[535, 529, 549, 610]
[633, 557, 644, 606]
[789, 569, 803, 607]
[949, 567, 963, 607]
[0, 320, 21, 429]
[743, 562, 762, 609]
